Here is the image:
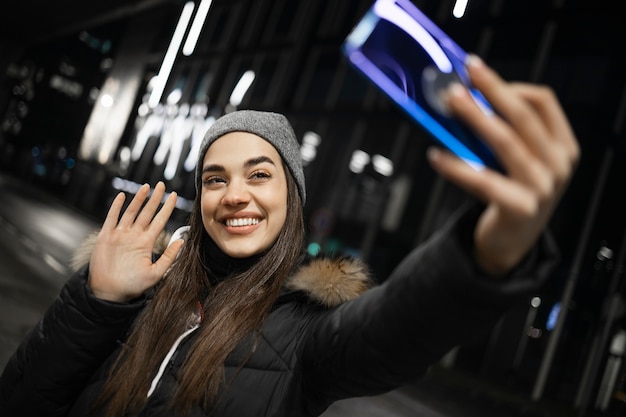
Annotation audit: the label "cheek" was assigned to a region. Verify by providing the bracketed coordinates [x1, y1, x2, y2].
[200, 193, 217, 223]
[273, 195, 289, 229]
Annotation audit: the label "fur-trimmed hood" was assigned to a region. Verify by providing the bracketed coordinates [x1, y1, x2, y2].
[284, 254, 373, 307]
[71, 229, 373, 308]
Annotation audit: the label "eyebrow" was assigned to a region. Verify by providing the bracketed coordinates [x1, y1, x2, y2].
[202, 156, 277, 174]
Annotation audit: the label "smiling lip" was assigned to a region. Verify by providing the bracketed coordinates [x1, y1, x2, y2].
[222, 217, 262, 235]
[224, 217, 260, 227]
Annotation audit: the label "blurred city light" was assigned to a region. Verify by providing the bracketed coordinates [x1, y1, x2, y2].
[81, 74, 144, 165]
[184, 113, 215, 171]
[118, 146, 131, 174]
[99, 93, 114, 108]
[49, 74, 83, 98]
[137, 103, 150, 117]
[111, 177, 193, 212]
[301, 131, 321, 165]
[166, 88, 183, 105]
[349, 149, 370, 173]
[452, 0, 469, 18]
[546, 302, 561, 331]
[597, 245, 614, 260]
[182, 0, 214, 56]
[148, 1, 195, 108]
[228, 70, 256, 107]
[132, 104, 165, 161]
[372, 154, 393, 176]
[531, 296, 542, 308]
[307, 242, 321, 256]
[303, 131, 321, 147]
[161, 104, 193, 180]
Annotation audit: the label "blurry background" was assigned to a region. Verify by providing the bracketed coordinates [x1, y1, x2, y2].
[0, 0, 625, 416]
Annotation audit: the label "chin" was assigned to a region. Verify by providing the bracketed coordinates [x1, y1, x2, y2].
[222, 244, 268, 259]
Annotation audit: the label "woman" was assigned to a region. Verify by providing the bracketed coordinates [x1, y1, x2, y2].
[0, 56, 579, 416]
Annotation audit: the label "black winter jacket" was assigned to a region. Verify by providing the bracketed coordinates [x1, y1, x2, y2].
[0, 208, 559, 416]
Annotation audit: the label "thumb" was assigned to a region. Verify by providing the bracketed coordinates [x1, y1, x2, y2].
[154, 239, 184, 276]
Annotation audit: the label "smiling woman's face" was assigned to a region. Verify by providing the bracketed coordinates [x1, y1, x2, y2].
[199, 131, 288, 258]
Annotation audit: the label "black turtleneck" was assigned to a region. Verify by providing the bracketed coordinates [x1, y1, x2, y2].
[201, 234, 263, 286]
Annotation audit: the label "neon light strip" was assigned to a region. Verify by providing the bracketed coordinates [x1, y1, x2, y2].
[148, 2, 195, 108]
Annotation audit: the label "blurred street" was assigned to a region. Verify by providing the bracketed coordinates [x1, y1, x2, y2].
[0, 174, 96, 369]
[0, 173, 583, 417]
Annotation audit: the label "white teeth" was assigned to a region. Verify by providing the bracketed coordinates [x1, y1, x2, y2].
[225, 218, 260, 227]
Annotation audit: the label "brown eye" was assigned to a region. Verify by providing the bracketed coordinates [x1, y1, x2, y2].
[250, 171, 271, 181]
[203, 176, 226, 186]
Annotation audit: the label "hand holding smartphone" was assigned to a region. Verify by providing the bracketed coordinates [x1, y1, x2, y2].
[342, 0, 503, 172]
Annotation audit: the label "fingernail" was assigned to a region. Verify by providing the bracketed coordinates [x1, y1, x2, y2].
[427, 147, 441, 162]
[465, 54, 483, 68]
[437, 88, 451, 111]
[447, 82, 465, 98]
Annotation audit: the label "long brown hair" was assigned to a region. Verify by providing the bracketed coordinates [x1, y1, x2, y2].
[97, 167, 305, 417]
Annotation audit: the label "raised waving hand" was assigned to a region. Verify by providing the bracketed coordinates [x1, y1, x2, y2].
[88, 182, 183, 302]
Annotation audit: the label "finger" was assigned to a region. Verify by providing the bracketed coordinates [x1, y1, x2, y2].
[101, 192, 126, 232]
[508, 84, 580, 176]
[478, 81, 579, 191]
[146, 190, 178, 238]
[152, 239, 184, 278]
[445, 82, 544, 186]
[464, 56, 552, 163]
[134, 182, 166, 228]
[446, 63, 566, 193]
[427, 147, 538, 217]
[118, 183, 150, 228]
[465, 57, 579, 183]
[509, 84, 578, 150]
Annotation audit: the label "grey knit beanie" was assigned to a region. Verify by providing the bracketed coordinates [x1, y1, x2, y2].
[195, 110, 306, 205]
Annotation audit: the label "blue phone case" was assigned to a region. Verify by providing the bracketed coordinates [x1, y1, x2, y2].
[342, 0, 503, 172]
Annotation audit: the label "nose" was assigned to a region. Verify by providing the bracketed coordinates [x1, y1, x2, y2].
[221, 178, 251, 206]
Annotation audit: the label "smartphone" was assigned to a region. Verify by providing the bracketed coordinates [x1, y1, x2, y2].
[342, 0, 503, 172]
